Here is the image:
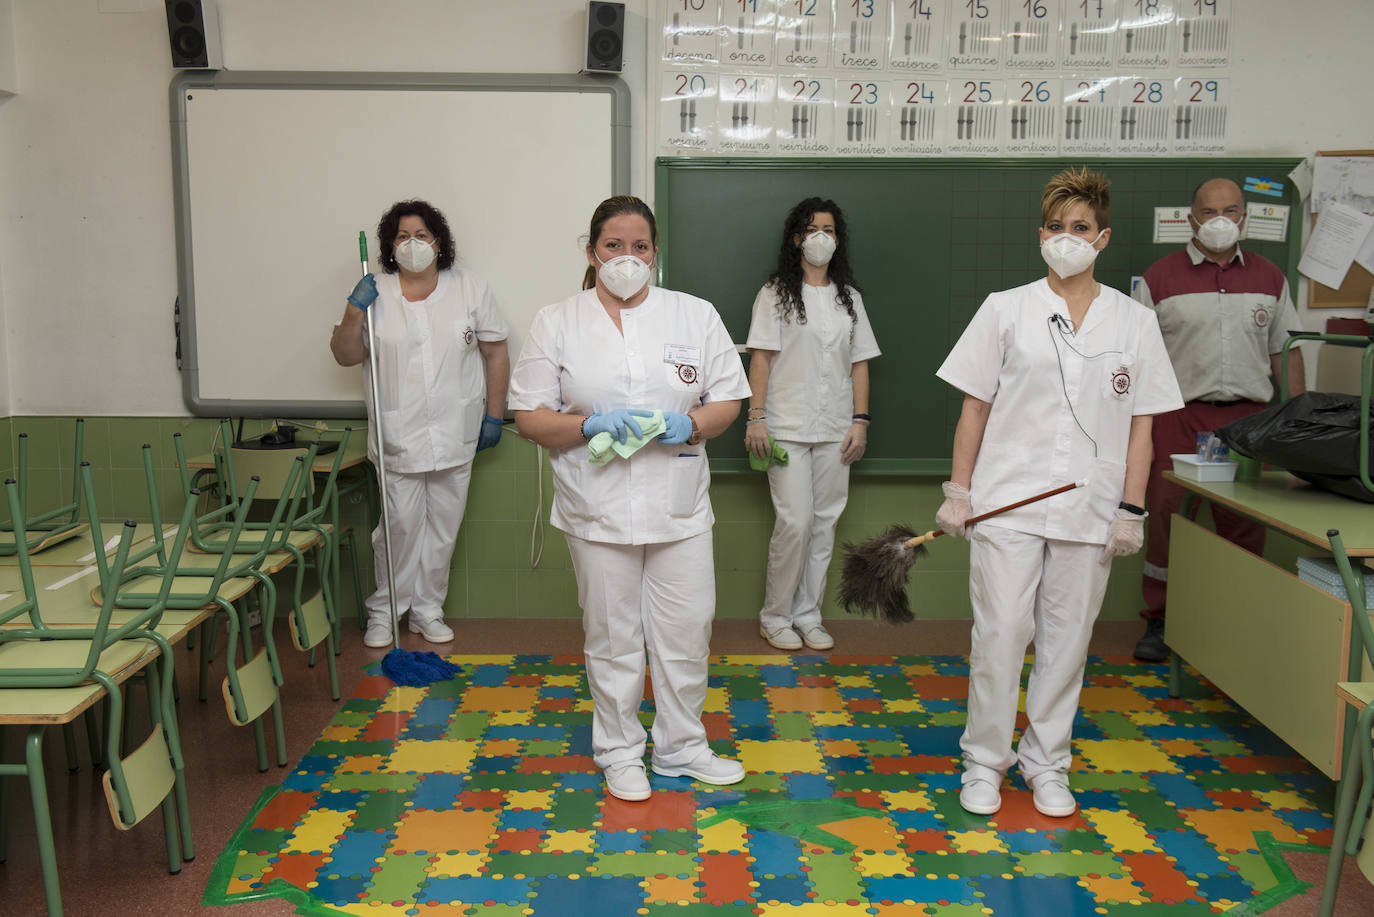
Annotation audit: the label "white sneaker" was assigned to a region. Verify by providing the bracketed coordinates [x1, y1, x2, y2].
[760, 625, 803, 651]
[1030, 773, 1077, 817]
[408, 617, 455, 643]
[363, 621, 392, 648]
[959, 777, 1002, 815]
[604, 761, 651, 801]
[800, 625, 834, 650]
[651, 752, 745, 786]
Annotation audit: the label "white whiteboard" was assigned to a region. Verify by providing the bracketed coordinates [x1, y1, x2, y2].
[173, 72, 626, 416]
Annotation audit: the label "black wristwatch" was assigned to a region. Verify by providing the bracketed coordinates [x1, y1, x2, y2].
[1118, 501, 1145, 516]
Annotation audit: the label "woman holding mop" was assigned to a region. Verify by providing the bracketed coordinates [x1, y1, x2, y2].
[510, 195, 750, 802]
[330, 199, 510, 649]
[935, 169, 1180, 818]
[744, 197, 880, 653]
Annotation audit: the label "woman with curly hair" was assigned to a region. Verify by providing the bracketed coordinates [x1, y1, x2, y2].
[330, 199, 510, 648]
[745, 198, 881, 653]
[935, 169, 1180, 818]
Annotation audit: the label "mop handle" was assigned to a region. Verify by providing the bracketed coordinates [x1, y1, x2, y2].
[907, 479, 1087, 547]
[359, 230, 402, 651]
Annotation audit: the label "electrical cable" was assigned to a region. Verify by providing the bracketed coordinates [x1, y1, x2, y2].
[1046, 313, 1125, 460]
[529, 443, 545, 568]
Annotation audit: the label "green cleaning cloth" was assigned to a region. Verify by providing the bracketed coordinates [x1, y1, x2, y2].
[749, 436, 790, 471]
[587, 410, 667, 466]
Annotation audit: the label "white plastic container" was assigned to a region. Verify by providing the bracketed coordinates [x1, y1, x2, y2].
[1171, 453, 1238, 482]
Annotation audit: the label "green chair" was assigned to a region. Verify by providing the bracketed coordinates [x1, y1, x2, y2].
[89, 442, 299, 772]
[0, 477, 197, 917]
[0, 419, 88, 556]
[1318, 530, 1374, 917]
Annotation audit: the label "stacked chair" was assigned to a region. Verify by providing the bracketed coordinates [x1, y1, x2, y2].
[0, 419, 88, 557]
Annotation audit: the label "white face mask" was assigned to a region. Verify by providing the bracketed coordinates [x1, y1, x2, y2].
[1195, 215, 1241, 251]
[801, 230, 836, 267]
[596, 253, 652, 300]
[1040, 230, 1105, 279]
[395, 237, 436, 273]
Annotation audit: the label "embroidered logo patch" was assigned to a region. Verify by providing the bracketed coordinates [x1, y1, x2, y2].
[677, 364, 698, 384]
[1252, 307, 1270, 329]
[1111, 367, 1132, 395]
[463, 326, 475, 345]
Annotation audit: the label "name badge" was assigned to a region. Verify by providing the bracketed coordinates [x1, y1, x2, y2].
[663, 343, 701, 366]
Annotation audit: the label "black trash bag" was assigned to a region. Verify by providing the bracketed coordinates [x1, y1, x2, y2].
[1215, 392, 1374, 502]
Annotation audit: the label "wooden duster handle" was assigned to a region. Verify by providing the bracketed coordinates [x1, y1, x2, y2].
[905, 479, 1087, 549]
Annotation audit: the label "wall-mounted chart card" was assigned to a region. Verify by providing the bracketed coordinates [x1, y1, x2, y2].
[664, 0, 722, 65]
[1061, 75, 1119, 155]
[890, 78, 947, 154]
[722, 0, 777, 68]
[1172, 75, 1227, 154]
[1061, 0, 1118, 71]
[949, 0, 1005, 71]
[836, 78, 889, 153]
[1118, 0, 1173, 70]
[948, 77, 1002, 154]
[1118, 75, 1173, 155]
[776, 74, 835, 152]
[1005, 77, 1061, 154]
[718, 73, 776, 152]
[776, 0, 833, 69]
[1176, 0, 1229, 67]
[1153, 205, 1193, 243]
[660, 69, 718, 152]
[834, 0, 887, 70]
[1006, 0, 1061, 72]
[1244, 201, 1290, 243]
[889, 0, 949, 73]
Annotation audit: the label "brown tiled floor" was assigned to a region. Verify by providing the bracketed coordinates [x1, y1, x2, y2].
[0, 616, 1138, 916]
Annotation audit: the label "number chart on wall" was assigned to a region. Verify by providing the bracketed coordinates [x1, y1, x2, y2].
[657, 0, 1232, 158]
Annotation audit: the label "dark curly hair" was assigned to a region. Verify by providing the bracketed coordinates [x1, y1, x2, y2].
[376, 200, 456, 273]
[582, 195, 658, 290]
[767, 197, 858, 324]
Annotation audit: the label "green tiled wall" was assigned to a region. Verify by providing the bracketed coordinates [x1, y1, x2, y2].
[6, 415, 1298, 626]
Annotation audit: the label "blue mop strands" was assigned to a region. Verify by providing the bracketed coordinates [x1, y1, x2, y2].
[380, 647, 460, 687]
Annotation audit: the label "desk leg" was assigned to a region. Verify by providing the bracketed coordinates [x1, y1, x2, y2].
[25, 727, 63, 916]
[1319, 710, 1366, 917]
[1168, 651, 1181, 698]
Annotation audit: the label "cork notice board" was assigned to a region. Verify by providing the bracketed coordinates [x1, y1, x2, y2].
[1311, 150, 1374, 309]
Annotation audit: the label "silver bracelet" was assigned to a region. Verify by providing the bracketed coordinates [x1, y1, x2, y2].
[746, 418, 767, 425]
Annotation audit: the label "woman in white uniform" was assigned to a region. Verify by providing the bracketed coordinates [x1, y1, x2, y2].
[935, 170, 1181, 818]
[745, 198, 880, 652]
[510, 196, 751, 802]
[330, 199, 511, 648]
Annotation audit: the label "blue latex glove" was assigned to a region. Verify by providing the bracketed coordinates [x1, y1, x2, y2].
[347, 273, 378, 311]
[658, 412, 693, 445]
[477, 414, 503, 452]
[584, 409, 652, 444]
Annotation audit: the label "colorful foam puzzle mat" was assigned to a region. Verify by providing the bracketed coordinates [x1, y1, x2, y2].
[205, 653, 1342, 915]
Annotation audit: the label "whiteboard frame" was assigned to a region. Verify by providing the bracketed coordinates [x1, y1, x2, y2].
[169, 70, 631, 418]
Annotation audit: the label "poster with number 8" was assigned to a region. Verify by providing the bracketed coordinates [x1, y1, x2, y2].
[1172, 75, 1226, 154]
[1118, 0, 1173, 70]
[1118, 75, 1173, 155]
[660, 69, 718, 152]
[890, 78, 946, 155]
[776, 75, 835, 153]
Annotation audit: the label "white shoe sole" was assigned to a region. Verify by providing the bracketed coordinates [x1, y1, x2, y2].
[801, 634, 834, 650]
[408, 623, 455, 644]
[959, 794, 1001, 816]
[1033, 797, 1077, 817]
[759, 626, 802, 651]
[650, 762, 745, 785]
[605, 783, 651, 802]
[363, 633, 392, 648]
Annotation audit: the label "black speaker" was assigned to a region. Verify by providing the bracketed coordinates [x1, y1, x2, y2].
[584, 1, 624, 74]
[165, 0, 222, 70]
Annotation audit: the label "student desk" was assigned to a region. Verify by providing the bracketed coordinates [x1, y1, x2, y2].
[1163, 470, 1374, 779]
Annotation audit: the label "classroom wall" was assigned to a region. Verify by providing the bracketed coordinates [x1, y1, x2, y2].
[0, 0, 1362, 625]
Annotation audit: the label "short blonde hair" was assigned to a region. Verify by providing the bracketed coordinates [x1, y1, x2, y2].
[1041, 167, 1111, 229]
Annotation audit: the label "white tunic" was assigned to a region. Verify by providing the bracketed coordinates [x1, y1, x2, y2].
[744, 282, 881, 442]
[363, 268, 509, 474]
[509, 287, 751, 545]
[937, 279, 1182, 543]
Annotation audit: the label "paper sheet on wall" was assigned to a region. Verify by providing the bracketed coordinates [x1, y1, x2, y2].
[1243, 202, 1289, 243]
[1298, 201, 1374, 290]
[1312, 156, 1374, 215]
[1153, 207, 1193, 244]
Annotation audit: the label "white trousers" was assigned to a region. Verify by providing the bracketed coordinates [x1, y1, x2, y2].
[960, 525, 1111, 784]
[365, 462, 473, 626]
[759, 440, 850, 633]
[566, 531, 715, 770]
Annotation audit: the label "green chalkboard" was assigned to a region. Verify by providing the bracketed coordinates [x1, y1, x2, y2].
[656, 157, 1302, 474]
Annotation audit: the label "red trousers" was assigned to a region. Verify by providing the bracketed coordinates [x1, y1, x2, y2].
[1142, 400, 1268, 621]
